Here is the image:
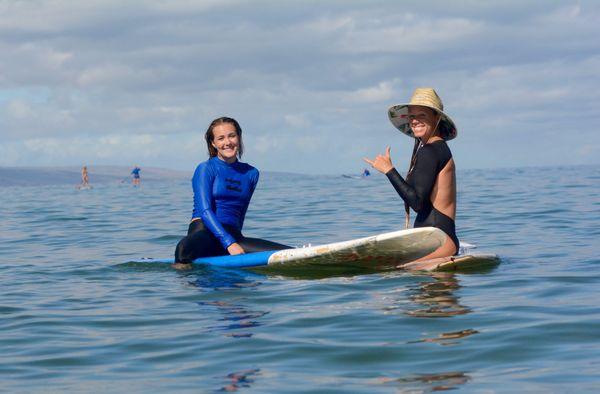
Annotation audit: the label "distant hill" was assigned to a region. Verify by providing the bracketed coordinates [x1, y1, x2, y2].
[0, 165, 190, 187]
[0, 165, 312, 187]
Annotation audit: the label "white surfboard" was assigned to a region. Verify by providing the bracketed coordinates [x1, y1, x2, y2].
[133, 227, 447, 271]
[260, 226, 447, 269]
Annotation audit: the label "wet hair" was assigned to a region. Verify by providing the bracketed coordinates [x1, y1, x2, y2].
[437, 119, 453, 140]
[204, 116, 244, 158]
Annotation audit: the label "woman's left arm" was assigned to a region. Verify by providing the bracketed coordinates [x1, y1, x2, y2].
[239, 169, 260, 224]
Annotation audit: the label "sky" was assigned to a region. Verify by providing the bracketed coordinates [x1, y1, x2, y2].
[1, 0, 599, 174]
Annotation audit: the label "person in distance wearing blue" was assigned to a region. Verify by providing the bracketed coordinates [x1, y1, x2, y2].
[131, 165, 141, 186]
[174, 116, 290, 268]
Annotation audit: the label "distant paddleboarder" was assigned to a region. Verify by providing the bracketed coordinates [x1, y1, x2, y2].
[131, 166, 141, 186]
[362, 168, 371, 177]
[78, 166, 92, 189]
[174, 116, 291, 268]
[365, 88, 459, 264]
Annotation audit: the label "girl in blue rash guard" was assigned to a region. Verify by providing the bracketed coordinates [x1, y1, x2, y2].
[174, 117, 291, 265]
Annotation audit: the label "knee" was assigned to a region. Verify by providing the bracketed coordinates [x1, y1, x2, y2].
[443, 237, 458, 257]
[174, 237, 191, 263]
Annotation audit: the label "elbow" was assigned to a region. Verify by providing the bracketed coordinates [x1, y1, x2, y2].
[200, 208, 212, 221]
[410, 198, 425, 212]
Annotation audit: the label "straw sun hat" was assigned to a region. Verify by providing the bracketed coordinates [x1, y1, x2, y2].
[388, 88, 457, 141]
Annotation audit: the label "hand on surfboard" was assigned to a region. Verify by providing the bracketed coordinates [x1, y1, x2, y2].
[227, 242, 245, 255]
[364, 146, 394, 174]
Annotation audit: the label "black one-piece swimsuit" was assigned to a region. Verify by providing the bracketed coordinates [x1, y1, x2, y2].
[385, 140, 459, 254]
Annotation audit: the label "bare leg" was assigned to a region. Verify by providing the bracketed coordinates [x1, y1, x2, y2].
[399, 235, 457, 271]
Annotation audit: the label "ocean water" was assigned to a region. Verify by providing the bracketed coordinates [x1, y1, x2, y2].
[1, 165, 599, 392]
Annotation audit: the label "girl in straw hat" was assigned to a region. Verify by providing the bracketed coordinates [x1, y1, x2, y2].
[364, 88, 459, 267]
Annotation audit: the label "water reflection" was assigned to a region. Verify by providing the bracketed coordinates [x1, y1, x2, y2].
[198, 300, 268, 337]
[185, 267, 268, 339]
[405, 272, 471, 318]
[377, 371, 470, 391]
[217, 368, 261, 392]
[409, 328, 479, 346]
[378, 271, 479, 351]
[187, 266, 264, 292]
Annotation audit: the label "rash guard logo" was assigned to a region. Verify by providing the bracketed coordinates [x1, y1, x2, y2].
[225, 178, 242, 193]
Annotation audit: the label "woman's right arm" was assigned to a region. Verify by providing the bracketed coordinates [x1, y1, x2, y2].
[385, 146, 438, 212]
[192, 164, 237, 250]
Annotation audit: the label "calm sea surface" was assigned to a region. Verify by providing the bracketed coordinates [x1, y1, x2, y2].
[1, 165, 599, 392]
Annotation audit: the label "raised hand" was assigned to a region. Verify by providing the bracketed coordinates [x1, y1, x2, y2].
[363, 146, 394, 174]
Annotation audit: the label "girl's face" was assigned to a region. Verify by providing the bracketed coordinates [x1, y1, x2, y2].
[211, 123, 239, 163]
[408, 105, 439, 140]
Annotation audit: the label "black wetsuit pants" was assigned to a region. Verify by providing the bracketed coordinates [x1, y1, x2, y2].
[174, 220, 292, 263]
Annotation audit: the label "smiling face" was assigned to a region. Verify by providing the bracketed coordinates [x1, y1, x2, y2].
[407, 105, 440, 141]
[211, 122, 240, 163]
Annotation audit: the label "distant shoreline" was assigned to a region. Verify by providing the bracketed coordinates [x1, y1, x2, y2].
[1, 163, 597, 187]
[0, 165, 312, 187]
[0, 165, 190, 187]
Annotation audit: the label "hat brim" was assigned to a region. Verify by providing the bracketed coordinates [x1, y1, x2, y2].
[388, 104, 457, 141]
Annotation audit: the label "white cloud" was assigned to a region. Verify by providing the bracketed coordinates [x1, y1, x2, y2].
[346, 81, 396, 103]
[6, 99, 33, 119]
[284, 114, 310, 129]
[294, 135, 321, 152]
[0, 1, 599, 172]
[1, 133, 202, 168]
[337, 16, 483, 54]
[253, 134, 281, 155]
[77, 64, 136, 87]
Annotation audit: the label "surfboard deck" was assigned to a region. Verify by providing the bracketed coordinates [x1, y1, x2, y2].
[400, 253, 500, 272]
[255, 227, 447, 273]
[129, 228, 501, 276]
[132, 227, 447, 270]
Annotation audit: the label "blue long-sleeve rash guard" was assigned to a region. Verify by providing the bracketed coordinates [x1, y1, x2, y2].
[191, 157, 259, 249]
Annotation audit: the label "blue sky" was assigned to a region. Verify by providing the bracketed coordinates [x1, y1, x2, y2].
[1, 0, 599, 174]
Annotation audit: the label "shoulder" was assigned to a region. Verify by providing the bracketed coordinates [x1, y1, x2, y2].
[237, 161, 259, 185]
[417, 143, 438, 160]
[415, 143, 442, 169]
[194, 159, 209, 171]
[236, 160, 255, 170]
[237, 161, 259, 175]
[421, 141, 452, 158]
[418, 141, 452, 170]
[433, 140, 452, 160]
[193, 159, 216, 177]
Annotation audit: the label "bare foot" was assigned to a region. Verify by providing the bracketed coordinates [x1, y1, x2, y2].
[172, 262, 194, 270]
[399, 256, 453, 271]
